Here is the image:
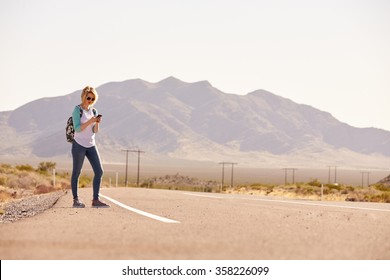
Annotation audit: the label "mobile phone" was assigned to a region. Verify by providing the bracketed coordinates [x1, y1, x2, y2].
[97, 114, 102, 118]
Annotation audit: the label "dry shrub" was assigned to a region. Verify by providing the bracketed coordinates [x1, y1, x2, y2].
[0, 188, 17, 203]
[364, 192, 390, 203]
[374, 184, 390, 192]
[59, 181, 71, 190]
[34, 185, 55, 195]
[0, 174, 7, 185]
[0, 190, 13, 202]
[296, 185, 317, 195]
[308, 179, 322, 187]
[0, 163, 13, 173]
[15, 164, 34, 172]
[7, 172, 50, 190]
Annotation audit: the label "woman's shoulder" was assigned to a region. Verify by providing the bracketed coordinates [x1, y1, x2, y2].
[73, 105, 82, 112]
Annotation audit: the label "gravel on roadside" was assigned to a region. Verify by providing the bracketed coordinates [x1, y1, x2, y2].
[0, 191, 66, 223]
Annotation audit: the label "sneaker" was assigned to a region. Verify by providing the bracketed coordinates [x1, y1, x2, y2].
[73, 199, 85, 208]
[92, 199, 110, 208]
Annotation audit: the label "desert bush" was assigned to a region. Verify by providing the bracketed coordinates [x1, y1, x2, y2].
[296, 185, 316, 195]
[59, 181, 70, 190]
[374, 184, 390, 192]
[250, 184, 275, 192]
[0, 190, 13, 202]
[34, 185, 55, 194]
[341, 189, 349, 195]
[252, 185, 274, 194]
[0, 164, 12, 173]
[78, 174, 91, 188]
[140, 180, 153, 188]
[327, 184, 342, 191]
[308, 178, 322, 187]
[0, 162, 67, 202]
[0, 174, 7, 185]
[7, 172, 50, 189]
[15, 164, 34, 172]
[37, 161, 56, 174]
[364, 193, 390, 203]
[0, 185, 17, 202]
[321, 186, 331, 195]
[380, 193, 390, 203]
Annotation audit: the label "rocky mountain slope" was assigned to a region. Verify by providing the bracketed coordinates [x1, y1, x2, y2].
[1, 77, 389, 168]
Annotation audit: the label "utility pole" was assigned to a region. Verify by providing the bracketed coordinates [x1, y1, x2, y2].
[230, 163, 238, 188]
[130, 149, 145, 188]
[283, 168, 298, 184]
[328, 165, 338, 184]
[122, 149, 131, 187]
[361, 171, 371, 187]
[219, 162, 227, 192]
[219, 162, 238, 192]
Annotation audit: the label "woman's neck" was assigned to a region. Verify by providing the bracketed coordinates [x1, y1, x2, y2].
[81, 104, 90, 110]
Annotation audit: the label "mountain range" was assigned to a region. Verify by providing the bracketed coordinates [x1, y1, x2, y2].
[1, 77, 390, 169]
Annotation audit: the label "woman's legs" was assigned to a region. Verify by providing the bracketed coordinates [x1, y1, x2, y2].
[71, 141, 86, 200]
[86, 145, 104, 200]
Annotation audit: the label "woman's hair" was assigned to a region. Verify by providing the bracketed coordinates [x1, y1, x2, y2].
[81, 86, 98, 105]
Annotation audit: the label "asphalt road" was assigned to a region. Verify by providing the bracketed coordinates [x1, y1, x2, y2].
[0, 187, 389, 259]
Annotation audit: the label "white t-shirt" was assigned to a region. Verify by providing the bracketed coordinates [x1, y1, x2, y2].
[73, 106, 97, 148]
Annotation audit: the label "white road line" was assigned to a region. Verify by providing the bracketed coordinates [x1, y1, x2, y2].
[100, 194, 180, 223]
[184, 193, 390, 213]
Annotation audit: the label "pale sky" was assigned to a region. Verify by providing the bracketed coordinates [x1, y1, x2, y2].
[1, 0, 389, 130]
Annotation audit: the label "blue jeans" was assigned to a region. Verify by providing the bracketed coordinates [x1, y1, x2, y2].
[71, 141, 104, 200]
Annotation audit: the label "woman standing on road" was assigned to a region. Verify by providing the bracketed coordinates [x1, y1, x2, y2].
[71, 86, 109, 208]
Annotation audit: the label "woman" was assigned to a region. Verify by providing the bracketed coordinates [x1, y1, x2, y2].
[71, 86, 109, 208]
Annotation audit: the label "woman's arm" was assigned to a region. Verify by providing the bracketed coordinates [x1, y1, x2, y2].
[73, 106, 96, 132]
[93, 121, 100, 133]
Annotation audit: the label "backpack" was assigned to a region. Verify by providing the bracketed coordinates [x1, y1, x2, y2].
[66, 105, 97, 143]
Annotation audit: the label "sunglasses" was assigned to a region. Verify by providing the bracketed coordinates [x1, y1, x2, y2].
[86, 96, 95, 101]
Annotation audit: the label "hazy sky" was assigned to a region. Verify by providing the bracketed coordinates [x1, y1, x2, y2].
[1, 0, 389, 130]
